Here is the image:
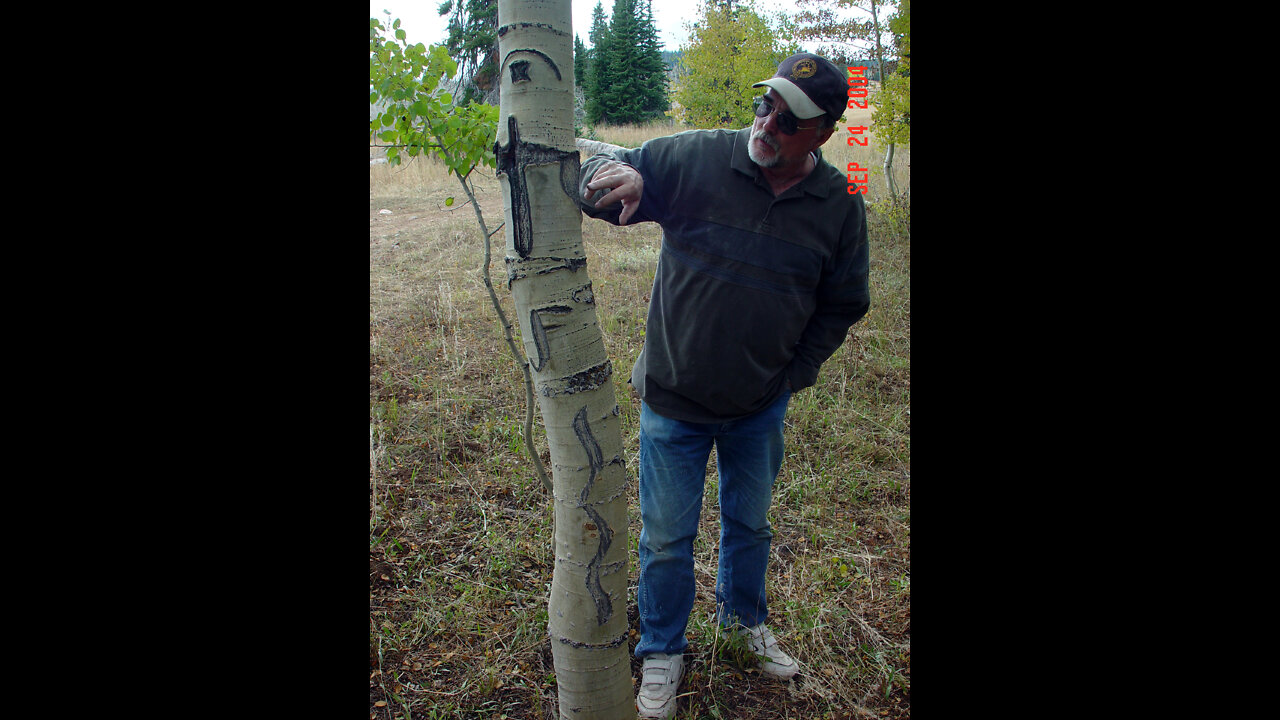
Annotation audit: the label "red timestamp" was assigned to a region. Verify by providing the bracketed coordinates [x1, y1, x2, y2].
[846, 66, 870, 195]
[847, 66, 870, 111]
[846, 162, 869, 195]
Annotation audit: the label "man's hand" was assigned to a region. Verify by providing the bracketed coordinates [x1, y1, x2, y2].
[583, 160, 643, 225]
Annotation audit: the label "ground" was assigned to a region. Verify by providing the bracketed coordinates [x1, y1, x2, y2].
[370, 126, 910, 719]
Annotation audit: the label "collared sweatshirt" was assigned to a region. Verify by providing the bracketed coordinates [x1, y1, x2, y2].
[579, 127, 870, 424]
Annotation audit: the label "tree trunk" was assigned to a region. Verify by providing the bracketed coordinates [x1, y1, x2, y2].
[494, 1, 634, 718]
[869, 0, 900, 202]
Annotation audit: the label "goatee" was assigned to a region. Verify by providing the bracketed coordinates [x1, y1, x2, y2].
[748, 129, 780, 168]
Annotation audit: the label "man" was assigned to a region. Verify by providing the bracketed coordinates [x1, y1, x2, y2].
[578, 53, 870, 719]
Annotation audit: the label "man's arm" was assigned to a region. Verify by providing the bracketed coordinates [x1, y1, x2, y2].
[582, 158, 644, 225]
[578, 147, 660, 226]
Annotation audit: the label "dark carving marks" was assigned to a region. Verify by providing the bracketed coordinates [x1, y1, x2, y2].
[570, 283, 595, 304]
[494, 116, 581, 260]
[504, 255, 586, 290]
[555, 629, 628, 649]
[572, 406, 614, 626]
[559, 151, 581, 203]
[495, 116, 534, 258]
[498, 22, 570, 40]
[509, 59, 531, 84]
[534, 256, 586, 276]
[540, 361, 613, 398]
[500, 48, 562, 83]
[528, 305, 573, 373]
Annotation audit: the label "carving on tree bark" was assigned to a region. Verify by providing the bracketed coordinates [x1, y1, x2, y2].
[572, 405, 614, 626]
[495, 2, 633, 716]
[494, 115, 581, 260]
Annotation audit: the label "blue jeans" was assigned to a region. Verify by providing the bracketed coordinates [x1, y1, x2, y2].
[634, 390, 791, 658]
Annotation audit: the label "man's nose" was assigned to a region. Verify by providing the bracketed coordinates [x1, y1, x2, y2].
[760, 108, 780, 134]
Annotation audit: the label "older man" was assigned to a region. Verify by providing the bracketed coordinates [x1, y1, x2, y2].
[579, 53, 870, 719]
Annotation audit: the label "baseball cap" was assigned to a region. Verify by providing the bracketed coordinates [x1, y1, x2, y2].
[751, 53, 847, 122]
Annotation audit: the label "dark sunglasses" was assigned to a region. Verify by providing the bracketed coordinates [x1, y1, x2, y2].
[752, 96, 823, 135]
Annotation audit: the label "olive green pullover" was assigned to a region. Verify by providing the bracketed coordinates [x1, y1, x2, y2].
[579, 127, 870, 423]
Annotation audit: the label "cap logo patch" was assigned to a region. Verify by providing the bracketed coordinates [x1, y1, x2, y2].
[790, 59, 817, 79]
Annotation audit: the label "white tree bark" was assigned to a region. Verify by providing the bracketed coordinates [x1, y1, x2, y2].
[494, 2, 634, 718]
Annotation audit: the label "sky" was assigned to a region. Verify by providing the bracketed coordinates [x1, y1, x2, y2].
[369, 0, 836, 55]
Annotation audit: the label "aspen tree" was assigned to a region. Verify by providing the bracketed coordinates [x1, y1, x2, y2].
[494, 1, 634, 717]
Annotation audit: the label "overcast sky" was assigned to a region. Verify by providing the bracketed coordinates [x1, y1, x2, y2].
[369, 0, 860, 54]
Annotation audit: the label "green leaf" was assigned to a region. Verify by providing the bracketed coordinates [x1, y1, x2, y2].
[445, 197, 454, 207]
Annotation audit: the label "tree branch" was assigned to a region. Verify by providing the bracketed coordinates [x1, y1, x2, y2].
[455, 169, 552, 494]
[414, 108, 552, 495]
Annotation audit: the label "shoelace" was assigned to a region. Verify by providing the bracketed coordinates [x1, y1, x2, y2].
[642, 659, 676, 688]
[746, 626, 795, 666]
[746, 626, 776, 652]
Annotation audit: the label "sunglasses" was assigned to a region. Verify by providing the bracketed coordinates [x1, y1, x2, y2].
[752, 96, 823, 135]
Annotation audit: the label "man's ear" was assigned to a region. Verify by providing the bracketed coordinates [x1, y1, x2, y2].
[813, 125, 836, 150]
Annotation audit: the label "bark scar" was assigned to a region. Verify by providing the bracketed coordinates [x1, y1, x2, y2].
[509, 59, 531, 84]
[528, 305, 572, 372]
[500, 48, 562, 82]
[494, 116, 583, 259]
[573, 406, 613, 626]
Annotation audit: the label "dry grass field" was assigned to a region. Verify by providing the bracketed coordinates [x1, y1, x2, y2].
[370, 116, 910, 719]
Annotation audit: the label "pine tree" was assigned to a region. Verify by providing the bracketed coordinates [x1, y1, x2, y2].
[438, 0, 499, 103]
[633, 0, 669, 118]
[574, 33, 589, 87]
[584, 1, 612, 124]
[583, 0, 670, 125]
[598, 0, 640, 123]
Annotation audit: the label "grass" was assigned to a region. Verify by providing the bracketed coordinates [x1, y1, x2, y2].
[370, 117, 909, 719]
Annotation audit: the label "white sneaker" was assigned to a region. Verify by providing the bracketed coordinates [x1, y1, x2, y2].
[735, 623, 799, 680]
[636, 652, 684, 719]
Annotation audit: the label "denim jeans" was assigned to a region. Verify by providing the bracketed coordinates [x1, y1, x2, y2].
[634, 390, 791, 658]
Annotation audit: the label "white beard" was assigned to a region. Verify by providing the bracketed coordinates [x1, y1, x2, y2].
[748, 129, 780, 168]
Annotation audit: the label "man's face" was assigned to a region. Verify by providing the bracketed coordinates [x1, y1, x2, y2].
[748, 91, 835, 170]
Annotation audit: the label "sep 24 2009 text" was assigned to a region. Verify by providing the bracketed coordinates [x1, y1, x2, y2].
[846, 66, 870, 196]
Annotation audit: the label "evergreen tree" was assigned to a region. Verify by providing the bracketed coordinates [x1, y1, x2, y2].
[598, 0, 640, 123]
[584, 0, 670, 125]
[574, 33, 589, 87]
[633, 0, 669, 118]
[584, 1, 612, 124]
[438, 0, 499, 104]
